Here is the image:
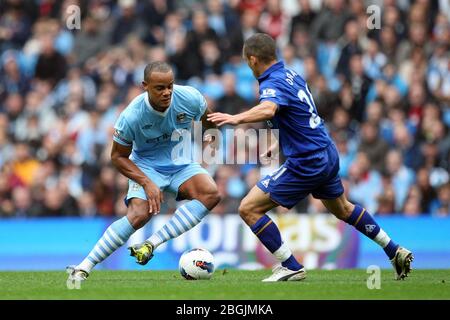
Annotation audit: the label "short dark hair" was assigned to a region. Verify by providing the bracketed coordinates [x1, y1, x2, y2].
[144, 61, 172, 82]
[243, 33, 277, 64]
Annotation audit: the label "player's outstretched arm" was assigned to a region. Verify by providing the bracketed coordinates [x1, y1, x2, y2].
[207, 101, 277, 126]
[111, 141, 163, 214]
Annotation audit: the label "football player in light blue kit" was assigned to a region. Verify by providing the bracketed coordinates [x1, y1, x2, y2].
[68, 62, 220, 282]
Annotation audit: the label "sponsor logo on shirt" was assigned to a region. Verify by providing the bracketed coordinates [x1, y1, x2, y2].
[146, 133, 171, 143]
[142, 123, 154, 129]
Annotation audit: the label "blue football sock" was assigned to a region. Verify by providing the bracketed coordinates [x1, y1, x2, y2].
[346, 205, 398, 259]
[251, 215, 303, 271]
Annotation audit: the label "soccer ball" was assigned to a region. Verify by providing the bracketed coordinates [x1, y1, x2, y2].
[179, 248, 215, 280]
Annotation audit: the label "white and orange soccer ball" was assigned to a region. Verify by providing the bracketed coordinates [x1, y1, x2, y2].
[178, 248, 215, 280]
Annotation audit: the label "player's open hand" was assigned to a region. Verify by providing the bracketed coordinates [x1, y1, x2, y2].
[207, 112, 239, 126]
[143, 180, 164, 215]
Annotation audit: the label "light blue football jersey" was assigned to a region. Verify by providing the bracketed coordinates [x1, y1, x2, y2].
[113, 85, 207, 172]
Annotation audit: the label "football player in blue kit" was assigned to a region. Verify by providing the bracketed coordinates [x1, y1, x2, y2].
[67, 62, 220, 282]
[208, 33, 413, 282]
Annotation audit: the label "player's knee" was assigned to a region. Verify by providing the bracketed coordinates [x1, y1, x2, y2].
[126, 199, 151, 229]
[238, 200, 253, 222]
[128, 212, 151, 230]
[337, 201, 355, 220]
[334, 200, 355, 220]
[344, 201, 355, 215]
[239, 201, 263, 226]
[209, 191, 221, 208]
[197, 189, 221, 210]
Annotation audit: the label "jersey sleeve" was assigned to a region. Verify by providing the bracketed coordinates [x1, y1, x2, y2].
[194, 90, 208, 121]
[259, 80, 287, 107]
[113, 113, 134, 147]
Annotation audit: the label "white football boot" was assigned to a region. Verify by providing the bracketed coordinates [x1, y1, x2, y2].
[390, 247, 413, 280]
[262, 265, 307, 282]
[66, 265, 89, 282]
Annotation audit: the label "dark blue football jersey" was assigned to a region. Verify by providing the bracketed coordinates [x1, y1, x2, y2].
[258, 61, 332, 157]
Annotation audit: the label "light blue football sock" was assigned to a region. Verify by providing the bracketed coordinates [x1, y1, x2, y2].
[77, 216, 135, 272]
[147, 199, 209, 248]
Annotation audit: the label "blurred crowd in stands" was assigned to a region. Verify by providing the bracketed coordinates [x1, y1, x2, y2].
[0, 0, 449, 218]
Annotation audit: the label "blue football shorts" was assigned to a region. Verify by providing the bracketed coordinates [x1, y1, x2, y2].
[124, 162, 209, 206]
[257, 143, 344, 209]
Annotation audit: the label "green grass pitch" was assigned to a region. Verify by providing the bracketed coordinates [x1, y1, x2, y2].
[0, 269, 449, 300]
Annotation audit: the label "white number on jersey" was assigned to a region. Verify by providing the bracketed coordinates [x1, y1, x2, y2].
[297, 85, 321, 129]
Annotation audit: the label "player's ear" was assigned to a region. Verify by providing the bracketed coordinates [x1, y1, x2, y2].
[142, 81, 148, 90]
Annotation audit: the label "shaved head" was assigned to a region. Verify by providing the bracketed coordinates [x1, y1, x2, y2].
[144, 61, 172, 82]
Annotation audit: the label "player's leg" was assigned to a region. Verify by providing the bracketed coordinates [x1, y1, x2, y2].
[145, 173, 220, 249]
[239, 184, 306, 282]
[69, 167, 166, 279]
[315, 187, 413, 279]
[68, 198, 151, 281]
[320, 193, 400, 258]
[315, 142, 413, 279]
[320, 194, 413, 279]
[129, 164, 219, 263]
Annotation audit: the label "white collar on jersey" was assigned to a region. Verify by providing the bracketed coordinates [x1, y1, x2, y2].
[144, 93, 170, 117]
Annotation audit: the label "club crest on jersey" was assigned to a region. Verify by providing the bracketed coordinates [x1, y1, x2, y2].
[176, 112, 187, 122]
[261, 88, 276, 98]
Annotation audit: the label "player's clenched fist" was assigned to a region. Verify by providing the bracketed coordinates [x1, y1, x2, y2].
[142, 180, 164, 214]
